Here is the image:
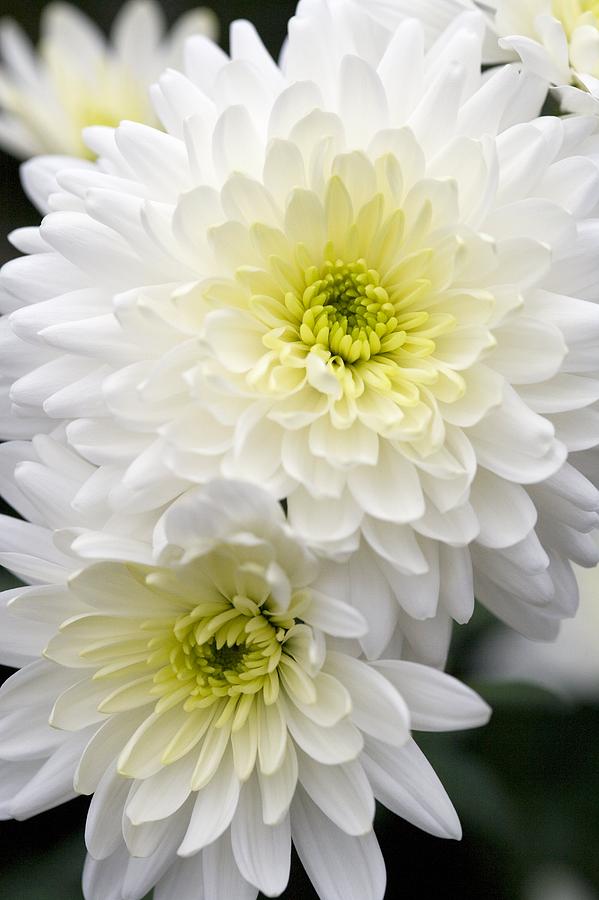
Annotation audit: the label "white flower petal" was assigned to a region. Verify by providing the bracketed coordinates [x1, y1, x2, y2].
[10, 733, 86, 820]
[323, 652, 411, 748]
[303, 589, 367, 638]
[372, 660, 491, 731]
[125, 753, 195, 825]
[470, 468, 538, 549]
[85, 765, 131, 860]
[231, 775, 291, 897]
[298, 750, 375, 836]
[291, 788, 386, 900]
[284, 699, 364, 766]
[257, 697, 287, 776]
[179, 748, 240, 856]
[362, 736, 462, 839]
[258, 740, 298, 826]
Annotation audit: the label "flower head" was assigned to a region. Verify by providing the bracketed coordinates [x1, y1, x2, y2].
[0, 0, 218, 158]
[0, 471, 489, 900]
[3, 4, 599, 664]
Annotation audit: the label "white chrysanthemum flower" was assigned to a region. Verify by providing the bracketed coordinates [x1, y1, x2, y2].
[0, 0, 218, 159]
[0, 473, 489, 900]
[3, 4, 599, 665]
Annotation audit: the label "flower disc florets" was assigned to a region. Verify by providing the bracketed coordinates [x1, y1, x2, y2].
[137, 569, 308, 724]
[263, 247, 457, 403]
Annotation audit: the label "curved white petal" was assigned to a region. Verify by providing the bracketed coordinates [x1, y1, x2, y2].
[290, 788, 386, 900]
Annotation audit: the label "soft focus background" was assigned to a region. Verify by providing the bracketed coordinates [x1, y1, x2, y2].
[0, 1, 599, 897]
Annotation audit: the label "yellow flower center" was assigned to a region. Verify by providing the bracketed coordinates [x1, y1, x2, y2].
[298, 259, 407, 365]
[149, 595, 295, 718]
[252, 242, 459, 418]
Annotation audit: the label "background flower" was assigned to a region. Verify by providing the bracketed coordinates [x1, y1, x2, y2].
[0, 0, 218, 158]
[526, 865, 599, 900]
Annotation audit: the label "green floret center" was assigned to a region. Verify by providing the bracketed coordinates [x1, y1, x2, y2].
[298, 259, 405, 364]
[194, 640, 248, 676]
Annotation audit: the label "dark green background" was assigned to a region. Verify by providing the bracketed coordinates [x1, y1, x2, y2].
[0, 1, 598, 897]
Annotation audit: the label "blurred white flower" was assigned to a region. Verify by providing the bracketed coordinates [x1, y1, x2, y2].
[527, 865, 599, 900]
[0, 460, 489, 900]
[473, 537, 599, 699]
[2, 2, 599, 669]
[0, 0, 218, 158]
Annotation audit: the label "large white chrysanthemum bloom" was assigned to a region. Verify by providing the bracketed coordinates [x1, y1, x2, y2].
[2, 4, 599, 665]
[0, 471, 489, 900]
[0, 0, 218, 159]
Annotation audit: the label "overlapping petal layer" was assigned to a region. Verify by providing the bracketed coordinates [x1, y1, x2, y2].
[361, 0, 599, 108]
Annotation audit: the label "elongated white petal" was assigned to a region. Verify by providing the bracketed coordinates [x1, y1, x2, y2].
[258, 741, 298, 826]
[231, 775, 291, 897]
[284, 699, 364, 765]
[362, 737, 462, 839]
[86, 766, 131, 860]
[179, 748, 240, 856]
[371, 660, 491, 731]
[291, 788, 386, 900]
[297, 750, 375, 836]
[324, 652, 411, 747]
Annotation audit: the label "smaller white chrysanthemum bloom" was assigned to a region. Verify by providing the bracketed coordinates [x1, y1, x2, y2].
[0, 472, 489, 900]
[0, 0, 218, 159]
